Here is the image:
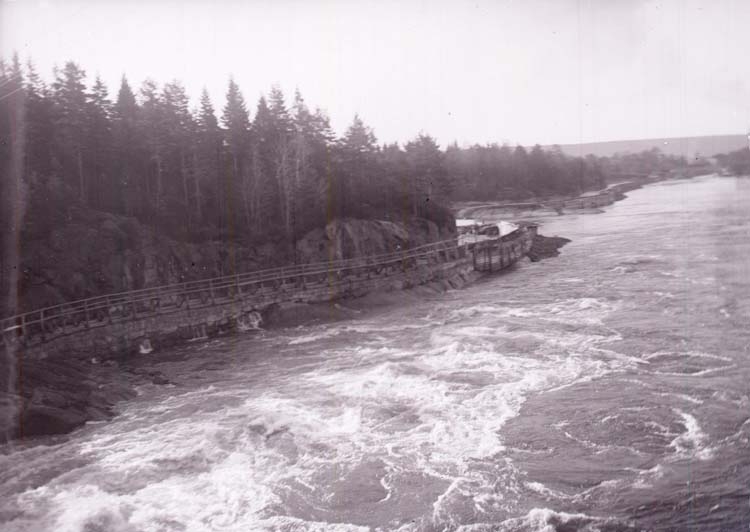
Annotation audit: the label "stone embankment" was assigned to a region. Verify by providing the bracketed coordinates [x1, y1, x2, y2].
[3, 241, 480, 361]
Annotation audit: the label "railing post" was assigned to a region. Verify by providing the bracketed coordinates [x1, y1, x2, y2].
[209, 279, 215, 305]
[106, 296, 113, 324]
[84, 300, 90, 329]
[40, 309, 45, 342]
[235, 273, 241, 298]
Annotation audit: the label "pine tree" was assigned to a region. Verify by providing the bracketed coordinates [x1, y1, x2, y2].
[161, 80, 194, 232]
[337, 114, 378, 217]
[112, 76, 141, 215]
[0, 53, 27, 315]
[86, 76, 112, 208]
[310, 107, 335, 224]
[251, 95, 280, 235]
[195, 88, 222, 227]
[52, 61, 89, 202]
[221, 78, 251, 231]
[404, 134, 448, 216]
[24, 60, 55, 181]
[139, 79, 165, 214]
[379, 142, 408, 219]
[267, 86, 294, 239]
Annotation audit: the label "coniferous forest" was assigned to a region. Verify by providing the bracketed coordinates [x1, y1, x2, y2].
[0, 55, 692, 312]
[1, 56, 625, 243]
[2, 57, 458, 248]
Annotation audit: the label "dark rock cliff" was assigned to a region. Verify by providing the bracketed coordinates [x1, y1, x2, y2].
[296, 217, 452, 263]
[15, 210, 279, 315]
[2, 212, 452, 443]
[11, 210, 453, 315]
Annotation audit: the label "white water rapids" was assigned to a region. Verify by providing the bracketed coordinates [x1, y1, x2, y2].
[1, 175, 749, 531]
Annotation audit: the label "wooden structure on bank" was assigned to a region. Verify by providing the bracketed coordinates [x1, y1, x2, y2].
[2, 227, 533, 358]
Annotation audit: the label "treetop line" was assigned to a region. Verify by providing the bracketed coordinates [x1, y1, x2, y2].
[1, 54, 690, 250]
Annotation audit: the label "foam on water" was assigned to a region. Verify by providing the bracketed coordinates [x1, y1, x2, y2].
[456, 507, 619, 532]
[5, 177, 750, 531]
[2, 292, 629, 531]
[287, 328, 344, 345]
[669, 410, 715, 461]
[643, 350, 732, 363]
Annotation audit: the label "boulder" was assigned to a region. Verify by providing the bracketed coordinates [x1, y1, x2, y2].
[19, 403, 88, 436]
[527, 234, 572, 262]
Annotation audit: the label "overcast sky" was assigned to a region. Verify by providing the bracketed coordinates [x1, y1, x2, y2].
[2, 0, 749, 146]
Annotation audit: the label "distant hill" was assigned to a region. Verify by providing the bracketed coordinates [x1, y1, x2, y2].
[549, 134, 748, 159]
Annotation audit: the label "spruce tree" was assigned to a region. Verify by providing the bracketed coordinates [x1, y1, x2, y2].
[86, 76, 112, 208]
[52, 61, 88, 203]
[161, 80, 194, 231]
[112, 76, 141, 215]
[24, 60, 55, 181]
[0, 54, 26, 316]
[139, 79, 165, 214]
[405, 134, 448, 216]
[251, 95, 280, 235]
[337, 114, 377, 217]
[221, 78, 251, 231]
[195, 88, 222, 228]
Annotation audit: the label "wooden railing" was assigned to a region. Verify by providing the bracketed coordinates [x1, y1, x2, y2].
[1, 230, 530, 348]
[0, 237, 485, 346]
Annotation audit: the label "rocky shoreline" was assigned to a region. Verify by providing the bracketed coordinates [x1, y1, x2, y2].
[1, 252, 488, 444]
[5, 352, 172, 441]
[2, 227, 573, 445]
[527, 234, 572, 262]
[454, 180, 646, 220]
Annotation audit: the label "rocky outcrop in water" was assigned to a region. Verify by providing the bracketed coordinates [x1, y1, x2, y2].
[527, 234, 571, 261]
[2, 356, 131, 441]
[0, 352, 183, 442]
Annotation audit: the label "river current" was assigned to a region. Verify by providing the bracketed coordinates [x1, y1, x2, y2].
[1, 175, 749, 531]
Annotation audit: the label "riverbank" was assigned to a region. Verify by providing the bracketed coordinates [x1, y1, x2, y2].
[454, 180, 647, 220]
[2, 214, 582, 443]
[4, 172, 655, 443]
[3, 175, 746, 531]
[2, 247, 490, 443]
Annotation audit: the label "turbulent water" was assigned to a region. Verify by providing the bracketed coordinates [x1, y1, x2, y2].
[2, 175, 749, 532]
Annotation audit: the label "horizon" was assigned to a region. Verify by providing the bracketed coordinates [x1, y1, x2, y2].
[3, 0, 750, 147]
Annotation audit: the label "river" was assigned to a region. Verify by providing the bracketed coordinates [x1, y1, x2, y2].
[1, 175, 749, 531]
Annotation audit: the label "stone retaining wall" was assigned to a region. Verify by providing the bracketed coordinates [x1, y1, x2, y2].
[7, 252, 481, 361]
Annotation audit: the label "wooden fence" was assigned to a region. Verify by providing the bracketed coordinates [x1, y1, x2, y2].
[1, 229, 531, 350]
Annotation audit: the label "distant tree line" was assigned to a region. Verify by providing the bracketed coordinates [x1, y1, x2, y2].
[716, 147, 750, 176]
[2, 55, 687, 251]
[445, 144, 607, 201]
[597, 147, 689, 178]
